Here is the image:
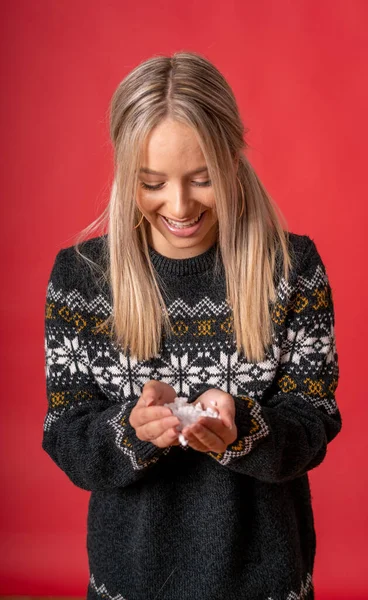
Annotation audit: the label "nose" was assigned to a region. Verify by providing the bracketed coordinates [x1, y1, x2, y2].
[166, 184, 199, 220]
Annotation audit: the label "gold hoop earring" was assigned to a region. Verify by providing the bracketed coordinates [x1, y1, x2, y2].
[236, 176, 245, 220]
[133, 211, 144, 229]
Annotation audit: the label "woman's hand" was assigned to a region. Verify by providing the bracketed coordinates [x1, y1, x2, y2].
[182, 389, 238, 453]
[129, 380, 181, 448]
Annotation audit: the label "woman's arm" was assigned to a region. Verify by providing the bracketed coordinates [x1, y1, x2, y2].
[42, 248, 172, 492]
[198, 237, 342, 483]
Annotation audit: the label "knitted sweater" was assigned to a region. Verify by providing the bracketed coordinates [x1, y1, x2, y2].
[42, 232, 342, 600]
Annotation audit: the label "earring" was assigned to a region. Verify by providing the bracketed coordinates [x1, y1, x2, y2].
[236, 176, 245, 220]
[133, 211, 144, 229]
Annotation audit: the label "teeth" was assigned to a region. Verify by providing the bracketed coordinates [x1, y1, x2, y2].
[165, 213, 202, 228]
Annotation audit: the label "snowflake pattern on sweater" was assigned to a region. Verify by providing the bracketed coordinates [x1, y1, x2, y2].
[42, 232, 341, 600]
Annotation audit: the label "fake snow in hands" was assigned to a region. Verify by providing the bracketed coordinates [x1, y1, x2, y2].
[163, 396, 220, 447]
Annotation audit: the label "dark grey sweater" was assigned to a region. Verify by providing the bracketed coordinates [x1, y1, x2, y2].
[42, 232, 342, 600]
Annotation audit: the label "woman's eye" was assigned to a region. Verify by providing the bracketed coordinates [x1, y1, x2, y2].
[140, 180, 212, 191]
[193, 180, 212, 187]
[140, 182, 163, 191]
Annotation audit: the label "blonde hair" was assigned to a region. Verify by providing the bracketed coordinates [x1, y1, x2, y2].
[75, 50, 294, 362]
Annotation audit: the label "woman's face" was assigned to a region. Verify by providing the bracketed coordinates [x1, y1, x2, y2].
[136, 119, 218, 259]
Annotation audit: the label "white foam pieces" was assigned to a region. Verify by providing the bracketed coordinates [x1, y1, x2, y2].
[163, 396, 220, 447]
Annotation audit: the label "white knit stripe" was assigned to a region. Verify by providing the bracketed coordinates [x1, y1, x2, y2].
[89, 571, 314, 600]
[89, 573, 128, 600]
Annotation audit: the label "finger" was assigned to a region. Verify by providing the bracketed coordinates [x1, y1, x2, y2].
[144, 396, 156, 407]
[185, 422, 227, 453]
[211, 405, 234, 430]
[134, 404, 174, 427]
[200, 417, 237, 446]
[141, 382, 161, 407]
[136, 415, 180, 442]
[142, 381, 177, 405]
[154, 426, 181, 448]
[183, 430, 211, 453]
[136, 393, 155, 408]
[206, 394, 235, 428]
[220, 412, 234, 430]
[192, 395, 234, 429]
[198, 415, 234, 436]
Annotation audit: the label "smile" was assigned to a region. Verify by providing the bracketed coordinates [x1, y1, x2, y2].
[161, 212, 204, 229]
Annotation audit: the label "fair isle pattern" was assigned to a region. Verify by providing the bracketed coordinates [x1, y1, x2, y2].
[207, 395, 270, 464]
[107, 403, 173, 469]
[44, 258, 339, 469]
[280, 319, 338, 415]
[280, 258, 339, 416]
[89, 572, 314, 600]
[46, 284, 112, 318]
[44, 298, 274, 465]
[296, 261, 330, 298]
[44, 331, 89, 379]
[45, 282, 282, 402]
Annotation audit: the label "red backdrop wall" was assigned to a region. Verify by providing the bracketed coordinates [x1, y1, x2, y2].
[1, 1, 367, 597]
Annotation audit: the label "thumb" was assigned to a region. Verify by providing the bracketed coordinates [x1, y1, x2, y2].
[145, 396, 156, 407]
[140, 391, 156, 407]
[142, 381, 159, 406]
[143, 380, 176, 406]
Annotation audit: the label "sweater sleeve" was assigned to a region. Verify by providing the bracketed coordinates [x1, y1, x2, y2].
[42, 247, 171, 492]
[205, 236, 342, 483]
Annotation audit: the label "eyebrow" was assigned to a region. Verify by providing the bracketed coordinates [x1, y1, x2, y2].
[139, 166, 208, 176]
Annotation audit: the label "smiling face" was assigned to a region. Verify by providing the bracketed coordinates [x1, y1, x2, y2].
[136, 119, 218, 259]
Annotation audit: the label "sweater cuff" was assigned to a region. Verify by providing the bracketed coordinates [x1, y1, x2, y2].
[120, 415, 167, 467]
[232, 395, 260, 440]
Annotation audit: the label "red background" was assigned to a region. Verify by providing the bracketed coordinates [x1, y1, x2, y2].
[1, 1, 367, 597]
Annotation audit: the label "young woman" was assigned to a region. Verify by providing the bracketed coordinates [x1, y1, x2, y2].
[43, 51, 342, 600]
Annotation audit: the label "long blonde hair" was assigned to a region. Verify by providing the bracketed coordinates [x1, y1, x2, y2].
[75, 50, 294, 362]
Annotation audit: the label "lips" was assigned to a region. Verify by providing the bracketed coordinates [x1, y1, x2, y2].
[160, 210, 206, 237]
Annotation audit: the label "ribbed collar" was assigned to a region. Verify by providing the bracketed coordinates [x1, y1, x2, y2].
[148, 242, 219, 277]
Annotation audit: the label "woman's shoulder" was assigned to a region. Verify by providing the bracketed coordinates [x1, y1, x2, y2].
[47, 234, 109, 298]
[284, 230, 311, 256]
[273, 231, 310, 280]
[288, 231, 329, 275]
[58, 233, 108, 262]
[283, 231, 325, 275]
